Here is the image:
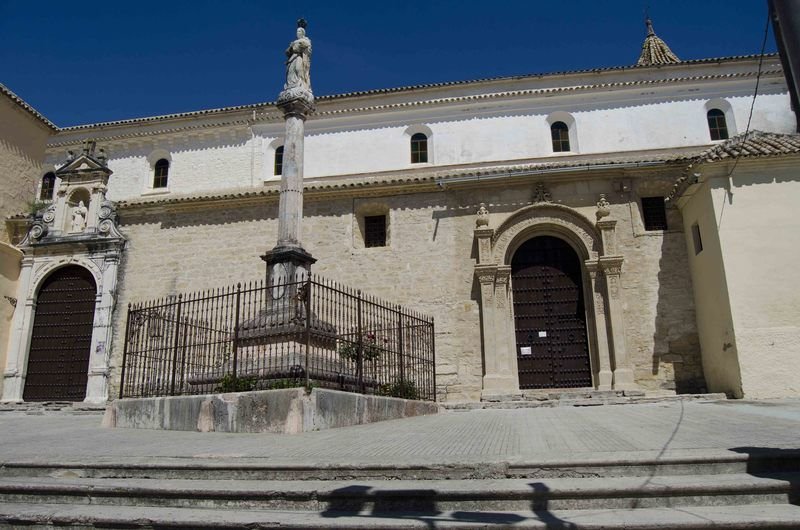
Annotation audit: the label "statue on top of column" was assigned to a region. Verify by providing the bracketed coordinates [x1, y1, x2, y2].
[284, 19, 312, 91]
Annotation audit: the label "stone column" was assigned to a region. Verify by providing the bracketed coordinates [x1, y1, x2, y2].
[1, 256, 34, 402]
[262, 21, 317, 283]
[600, 256, 635, 389]
[586, 261, 613, 390]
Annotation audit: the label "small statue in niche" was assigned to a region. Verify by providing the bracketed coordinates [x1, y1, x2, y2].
[284, 19, 312, 91]
[70, 201, 88, 233]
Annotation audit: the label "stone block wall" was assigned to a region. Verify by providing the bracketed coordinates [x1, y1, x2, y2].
[109, 174, 703, 402]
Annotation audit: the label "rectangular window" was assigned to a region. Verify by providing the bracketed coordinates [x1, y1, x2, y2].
[641, 196, 668, 231]
[691, 223, 703, 255]
[364, 215, 387, 248]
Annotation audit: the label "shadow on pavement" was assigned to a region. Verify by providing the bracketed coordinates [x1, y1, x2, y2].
[730, 446, 800, 505]
[320, 484, 556, 527]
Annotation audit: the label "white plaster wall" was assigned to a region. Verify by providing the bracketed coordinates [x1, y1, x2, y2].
[715, 167, 800, 398]
[679, 182, 743, 397]
[45, 72, 794, 204]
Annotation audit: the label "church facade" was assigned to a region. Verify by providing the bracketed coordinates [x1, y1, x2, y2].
[2, 24, 799, 403]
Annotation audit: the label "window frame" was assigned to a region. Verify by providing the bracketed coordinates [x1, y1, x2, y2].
[707, 108, 729, 141]
[410, 133, 428, 164]
[274, 145, 284, 176]
[153, 158, 170, 189]
[363, 215, 387, 248]
[550, 121, 571, 153]
[641, 196, 668, 231]
[40, 172, 56, 201]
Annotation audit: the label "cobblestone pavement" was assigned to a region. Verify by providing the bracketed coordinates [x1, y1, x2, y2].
[0, 399, 798, 465]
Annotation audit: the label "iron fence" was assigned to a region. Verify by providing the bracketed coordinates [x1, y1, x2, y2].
[119, 275, 436, 401]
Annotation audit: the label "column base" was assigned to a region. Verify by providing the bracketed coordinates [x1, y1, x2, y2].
[481, 373, 519, 399]
[597, 369, 613, 391]
[612, 368, 637, 390]
[1, 374, 23, 402]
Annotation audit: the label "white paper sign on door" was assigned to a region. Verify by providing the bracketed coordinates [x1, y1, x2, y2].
[520, 346, 532, 356]
[538, 331, 547, 338]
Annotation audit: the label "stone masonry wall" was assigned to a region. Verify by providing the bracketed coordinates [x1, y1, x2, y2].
[109, 175, 702, 402]
[0, 97, 51, 242]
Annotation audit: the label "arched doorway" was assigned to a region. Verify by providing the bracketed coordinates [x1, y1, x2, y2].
[511, 236, 592, 389]
[24, 266, 97, 401]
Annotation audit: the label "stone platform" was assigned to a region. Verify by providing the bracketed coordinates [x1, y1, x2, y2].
[103, 388, 437, 434]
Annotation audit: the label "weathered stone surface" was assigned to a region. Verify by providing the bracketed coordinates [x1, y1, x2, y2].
[106, 388, 437, 433]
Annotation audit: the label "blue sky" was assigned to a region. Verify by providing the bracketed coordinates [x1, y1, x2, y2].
[0, 0, 774, 127]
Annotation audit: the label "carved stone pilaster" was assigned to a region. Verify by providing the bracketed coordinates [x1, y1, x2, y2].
[597, 218, 618, 256]
[475, 227, 494, 265]
[597, 256, 634, 390]
[585, 260, 613, 390]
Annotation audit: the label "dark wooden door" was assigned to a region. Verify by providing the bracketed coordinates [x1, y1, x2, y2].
[24, 266, 96, 401]
[512, 236, 592, 389]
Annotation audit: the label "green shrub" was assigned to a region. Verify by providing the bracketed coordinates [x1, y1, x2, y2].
[215, 374, 257, 393]
[379, 380, 419, 400]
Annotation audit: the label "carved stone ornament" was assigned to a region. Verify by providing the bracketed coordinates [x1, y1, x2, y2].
[98, 200, 115, 220]
[98, 219, 114, 235]
[596, 193, 611, 220]
[29, 222, 47, 240]
[532, 182, 552, 203]
[476, 203, 490, 227]
[42, 204, 56, 224]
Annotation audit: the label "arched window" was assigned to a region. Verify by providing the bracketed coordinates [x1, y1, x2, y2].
[40, 172, 56, 200]
[551, 121, 570, 152]
[410, 133, 428, 164]
[153, 159, 169, 188]
[274, 146, 284, 176]
[707, 109, 729, 141]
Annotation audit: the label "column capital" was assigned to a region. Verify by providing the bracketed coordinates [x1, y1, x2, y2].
[599, 255, 624, 276]
[276, 89, 315, 118]
[495, 265, 512, 284]
[475, 264, 498, 284]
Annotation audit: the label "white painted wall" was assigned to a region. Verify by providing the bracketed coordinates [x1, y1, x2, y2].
[715, 165, 800, 398]
[45, 61, 795, 205]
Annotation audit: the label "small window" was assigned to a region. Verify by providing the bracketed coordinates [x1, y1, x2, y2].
[410, 133, 428, 164]
[364, 215, 387, 248]
[551, 121, 570, 152]
[40, 172, 56, 200]
[641, 197, 668, 231]
[153, 159, 169, 188]
[707, 109, 729, 141]
[274, 145, 284, 176]
[691, 223, 703, 255]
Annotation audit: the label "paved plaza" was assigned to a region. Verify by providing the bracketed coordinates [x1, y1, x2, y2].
[1, 399, 798, 466]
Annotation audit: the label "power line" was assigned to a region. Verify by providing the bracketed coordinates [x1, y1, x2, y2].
[718, 9, 771, 231]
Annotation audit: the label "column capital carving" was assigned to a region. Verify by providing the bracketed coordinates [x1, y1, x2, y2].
[475, 265, 498, 284]
[495, 265, 512, 285]
[584, 259, 601, 279]
[474, 227, 494, 238]
[599, 256, 624, 276]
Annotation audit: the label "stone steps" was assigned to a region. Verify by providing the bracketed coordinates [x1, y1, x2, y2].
[3, 449, 799, 480]
[0, 402, 105, 415]
[1, 502, 799, 529]
[0, 451, 798, 528]
[445, 392, 728, 410]
[0, 473, 797, 511]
